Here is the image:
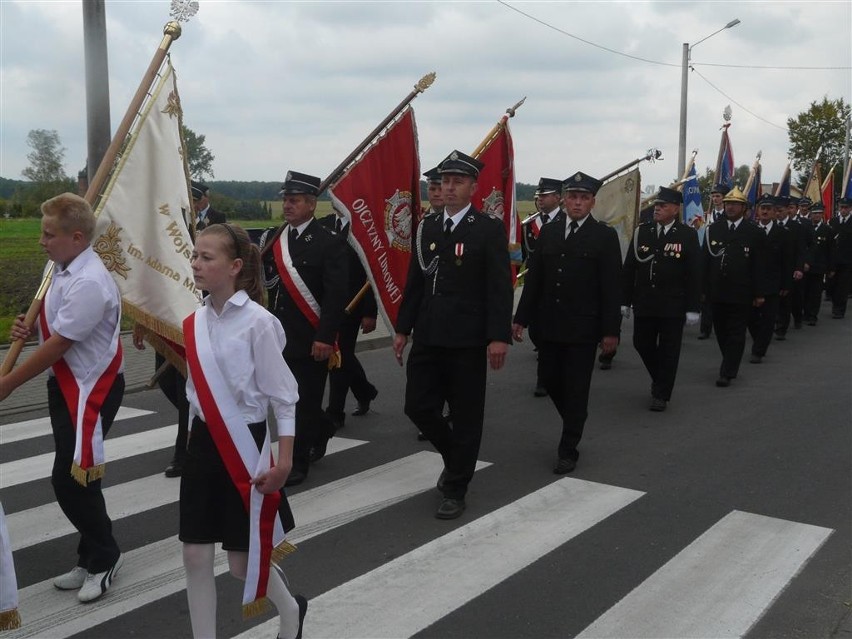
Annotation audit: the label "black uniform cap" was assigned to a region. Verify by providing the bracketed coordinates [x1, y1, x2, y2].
[810, 203, 825, 213]
[279, 171, 321, 196]
[423, 166, 442, 184]
[535, 177, 563, 196]
[190, 180, 209, 200]
[438, 150, 484, 178]
[710, 183, 730, 196]
[837, 196, 852, 206]
[653, 186, 683, 205]
[562, 171, 603, 196]
[756, 193, 778, 207]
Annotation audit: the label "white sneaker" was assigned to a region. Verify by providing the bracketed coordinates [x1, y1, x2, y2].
[78, 554, 123, 603]
[53, 566, 88, 590]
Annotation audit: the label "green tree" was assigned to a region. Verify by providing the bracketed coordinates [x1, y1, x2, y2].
[787, 96, 850, 189]
[182, 125, 215, 180]
[22, 129, 68, 183]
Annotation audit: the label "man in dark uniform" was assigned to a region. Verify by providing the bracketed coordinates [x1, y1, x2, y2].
[523, 177, 562, 397]
[422, 166, 444, 220]
[191, 181, 227, 231]
[748, 195, 794, 363]
[394, 150, 512, 520]
[261, 171, 348, 486]
[512, 171, 622, 473]
[702, 186, 768, 387]
[622, 186, 701, 411]
[803, 203, 834, 324]
[698, 184, 729, 339]
[774, 196, 809, 339]
[317, 209, 379, 441]
[829, 196, 852, 318]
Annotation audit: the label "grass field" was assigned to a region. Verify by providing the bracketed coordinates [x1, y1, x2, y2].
[0, 202, 536, 344]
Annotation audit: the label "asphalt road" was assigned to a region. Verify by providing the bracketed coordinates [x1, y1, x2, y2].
[2, 305, 850, 639]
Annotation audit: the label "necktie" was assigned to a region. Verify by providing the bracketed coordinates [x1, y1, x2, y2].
[444, 218, 453, 236]
[729, 222, 736, 232]
[289, 227, 298, 242]
[567, 220, 579, 239]
[541, 213, 549, 225]
[764, 225, 770, 235]
[335, 217, 343, 233]
[658, 224, 665, 239]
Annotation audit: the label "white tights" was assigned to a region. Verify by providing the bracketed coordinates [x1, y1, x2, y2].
[182, 543, 300, 639]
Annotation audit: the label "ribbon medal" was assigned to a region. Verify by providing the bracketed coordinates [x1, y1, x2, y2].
[454, 242, 464, 265]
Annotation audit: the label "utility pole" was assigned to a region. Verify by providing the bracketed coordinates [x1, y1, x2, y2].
[82, 0, 111, 187]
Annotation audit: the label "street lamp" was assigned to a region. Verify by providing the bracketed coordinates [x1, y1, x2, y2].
[677, 18, 741, 178]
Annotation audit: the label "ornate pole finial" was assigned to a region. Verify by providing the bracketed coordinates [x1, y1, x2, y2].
[723, 104, 732, 122]
[415, 72, 437, 93]
[506, 96, 526, 118]
[170, 0, 199, 23]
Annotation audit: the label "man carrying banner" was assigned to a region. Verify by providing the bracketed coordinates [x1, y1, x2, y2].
[702, 187, 768, 387]
[394, 150, 513, 520]
[1, 193, 124, 603]
[512, 172, 622, 474]
[523, 177, 562, 397]
[191, 181, 226, 231]
[622, 186, 701, 411]
[318, 208, 378, 437]
[262, 171, 348, 486]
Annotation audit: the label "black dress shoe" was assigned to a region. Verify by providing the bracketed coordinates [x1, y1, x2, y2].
[285, 469, 307, 487]
[435, 498, 466, 519]
[749, 354, 763, 364]
[715, 376, 731, 387]
[697, 332, 710, 340]
[352, 388, 378, 416]
[599, 360, 612, 370]
[775, 333, 787, 341]
[533, 385, 548, 397]
[649, 397, 667, 412]
[295, 594, 308, 639]
[309, 438, 329, 463]
[164, 461, 183, 478]
[417, 431, 428, 441]
[553, 458, 576, 474]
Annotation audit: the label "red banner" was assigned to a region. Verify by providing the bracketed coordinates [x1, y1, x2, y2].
[472, 117, 523, 277]
[822, 169, 835, 221]
[329, 108, 421, 329]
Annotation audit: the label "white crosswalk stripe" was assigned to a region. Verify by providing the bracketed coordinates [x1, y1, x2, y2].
[1, 404, 836, 639]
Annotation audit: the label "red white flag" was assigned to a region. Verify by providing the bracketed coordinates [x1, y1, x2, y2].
[329, 107, 421, 329]
[472, 117, 524, 278]
[821, 166, 836, 221]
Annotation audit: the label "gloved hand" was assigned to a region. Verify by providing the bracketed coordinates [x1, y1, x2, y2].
[620, 305, 631, 319]
[685, 312, 700, 326]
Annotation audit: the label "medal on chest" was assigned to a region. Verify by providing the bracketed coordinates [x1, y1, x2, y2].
[455, 242, 464, 266]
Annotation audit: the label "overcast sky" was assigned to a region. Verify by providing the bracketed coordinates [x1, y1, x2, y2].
[1, 0, 850, 193]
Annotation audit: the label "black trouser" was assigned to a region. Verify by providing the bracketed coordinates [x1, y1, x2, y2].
[803, 272, 825, 321]
[712, 302, 751, 379]
[699, 298, 713, 336]
[285, 356, 333, 475]
[790, 279, 805, 325]
[633, 316, 685, 401]
[832, 265, 852, 317]
[538, 341, 597, 461]
[48, 374, 124, 574]
[775, 294, 792, 335]
[748, 295, 780, 357]
[528, 321, 546, 386]
[326, 315, 376, 418]
[404, 342, 486, 500]
[155, 352, 189, 464]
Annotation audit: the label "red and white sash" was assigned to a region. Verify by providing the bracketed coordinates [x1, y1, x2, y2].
[183, 309, 293, 617]
[39, 296, 122, 486]
[272, 230, 341, 367]
[529, 216, 544, 239]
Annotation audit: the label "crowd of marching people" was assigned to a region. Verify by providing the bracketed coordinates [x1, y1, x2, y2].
[1, 155, 850, 637]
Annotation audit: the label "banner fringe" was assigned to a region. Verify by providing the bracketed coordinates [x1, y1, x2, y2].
[0, 609, 21, 630]
[70, 463, 88, 487]
[271, 540, 298, 565]
[242, 596, 270, 619]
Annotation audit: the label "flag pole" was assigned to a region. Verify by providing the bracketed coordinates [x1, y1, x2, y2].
[1, 15, 189, 377]
[261, 72, 437, 259]
[470, 97, 526, 159]
[773, 162, 791, 197]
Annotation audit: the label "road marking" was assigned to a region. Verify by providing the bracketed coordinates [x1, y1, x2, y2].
[5, 437, 367, 548]
[8, 450, 477, 639]
[0, 407, 154, 444]
[235, 477, 645, 639]
[576, 510, 833, 638]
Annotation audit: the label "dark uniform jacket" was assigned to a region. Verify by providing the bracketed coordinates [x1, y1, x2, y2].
[622, 221, 701, 318]
[261, 219, 349, 358]
[317, 216, 378, 320]
[703, 218, 769, 305]
[196, 206, 227, 231]
[522, 208, 560, 259]
[396, 208, 512, 347]
[514, 212, 622, 344]
[806, 223, 833, 274]
[777, 218, 810, 272]
[761, 223, 795, 295]
[830, 215, 852, 267]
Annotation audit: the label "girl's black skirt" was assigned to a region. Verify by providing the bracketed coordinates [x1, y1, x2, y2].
[179, 417, 294, 551]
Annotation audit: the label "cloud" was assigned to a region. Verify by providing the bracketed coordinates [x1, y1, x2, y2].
[1, 0, 849, 192]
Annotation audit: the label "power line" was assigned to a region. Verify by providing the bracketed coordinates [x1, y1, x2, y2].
[497, 0, 850, 71]
[690, 66, 789, 132]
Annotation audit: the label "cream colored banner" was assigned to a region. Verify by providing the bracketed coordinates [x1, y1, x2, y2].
[595, 168, 641, 260]
[93, 61, 200, 344]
